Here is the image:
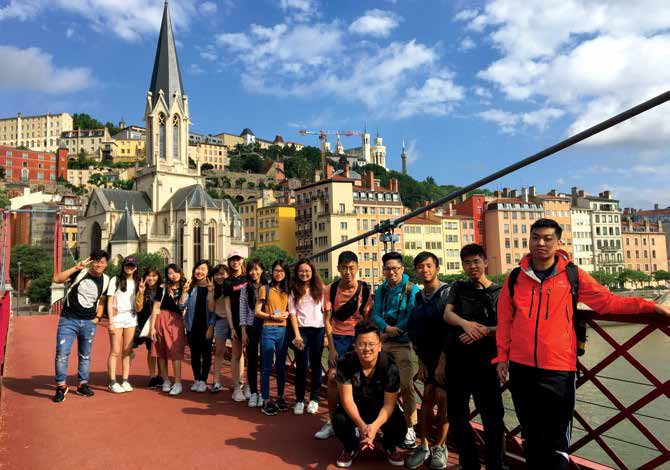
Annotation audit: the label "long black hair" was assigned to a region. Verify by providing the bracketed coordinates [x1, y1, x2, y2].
[190, 259, 212, 291]
[291, 258, 323, 303]
[164, 263, 185, 292]
[118, 261, 141, 293]
[270, 259, 290, 294]
[142, 268, 162, 305]
[212, 264, 229, 300]
[245, 259, 267, 309]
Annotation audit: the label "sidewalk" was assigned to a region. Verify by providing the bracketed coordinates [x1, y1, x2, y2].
[0, 315, 460, 470]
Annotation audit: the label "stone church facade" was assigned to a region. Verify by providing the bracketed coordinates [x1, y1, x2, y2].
[77, 2, 247, 273]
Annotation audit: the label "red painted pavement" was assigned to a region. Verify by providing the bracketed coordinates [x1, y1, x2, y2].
[0, 315, 460, 470]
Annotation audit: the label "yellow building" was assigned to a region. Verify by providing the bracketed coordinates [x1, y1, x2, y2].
[101, 137, 146, 163]
[257, 204, 296, 256]
[239, 191, 276, 245]
[61, 128, 111, 159]
[439, 214, 463, 274]
[188, 133, 228, 169]
[403, 213, 446, 273]
[0, 112, 72, 152]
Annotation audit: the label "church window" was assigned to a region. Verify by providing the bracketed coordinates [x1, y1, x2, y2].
[208, 225, 215, 260]
[159, 114, 166, 160]
[172, 115, 180, 162]
[177, 222, 184, 265]
[193, 220, 202, 261]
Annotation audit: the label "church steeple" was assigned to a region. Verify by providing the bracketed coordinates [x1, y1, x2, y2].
[149, 1, 184, 108]
[401, 140, 407, 175]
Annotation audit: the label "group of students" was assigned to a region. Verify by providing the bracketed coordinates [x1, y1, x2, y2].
[51, 218, 670, 469]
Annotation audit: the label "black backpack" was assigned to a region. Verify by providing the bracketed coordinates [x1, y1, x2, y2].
[508, 263, 587, 356]
[330, 280, 370, 322]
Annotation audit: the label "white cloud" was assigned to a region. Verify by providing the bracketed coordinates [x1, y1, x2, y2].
[474, 86, 492, 99]
[405, 139, 420, 165]
[349, 9, 401, 38]
[0, 45, 93, 93]
[200, 1, 217, 14]
[65, 27, 75, 38]
[396, 74, 465, 118]
[459, 36, 475, 51]
[189, 63, 205, 75]
[200, 50, 217, 61]
[478, 108, 518, 133]
[454, 8, 479, 22]
[478, 107, 563, 133]
[465, 0, 670, 148]
[0, 0, 199, 42]
[279, 0, 317, 22]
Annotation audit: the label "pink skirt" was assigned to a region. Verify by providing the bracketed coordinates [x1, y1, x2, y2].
[152, 310, 186, 360]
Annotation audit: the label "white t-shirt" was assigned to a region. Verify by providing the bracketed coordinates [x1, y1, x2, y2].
[108, 277, 136, 315]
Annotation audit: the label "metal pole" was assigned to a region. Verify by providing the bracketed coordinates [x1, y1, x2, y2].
[17, 262, 21, 301]
[307, 90, 670, 262]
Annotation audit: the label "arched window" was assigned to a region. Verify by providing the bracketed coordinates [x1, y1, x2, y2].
[159, 113, 166, 160]
[208, 223, 215, 260]
[91, 222, 102, 253]
[193, 219, 202, 261]
[158, 248, 170, 267]
[172, 115, 180, 162]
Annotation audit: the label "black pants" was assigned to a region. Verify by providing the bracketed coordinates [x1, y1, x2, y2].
[508, 361, 575, 470]
[294, 327, 325, 403]
[446, 347, 507, 470]
[245, 319, 263, 394]
[187, 329, 213, 382]
[332, 404, 406, 452]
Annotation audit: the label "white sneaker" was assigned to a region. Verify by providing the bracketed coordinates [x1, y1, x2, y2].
[232, 387, 246, 402]
[121, 381, 133, 392]
[294, 402, 305, 415]
[108, 382, 125, 394]
[242, 383, 251, 400]
[403, 427, 418, 449]
[197, 381, 208, 393]
[190, 381, 200, 392]
[162, 379, 172, 393]
[314, 420, 335, 440]
[248, 393, 259, 408]
[168, 383, 183, 396]
[306, 400, 319, 415]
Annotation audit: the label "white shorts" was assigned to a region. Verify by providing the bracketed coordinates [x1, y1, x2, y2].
[111, 311, 138, 329]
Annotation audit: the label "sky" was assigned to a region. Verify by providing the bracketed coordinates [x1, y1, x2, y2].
[1, 0, 670, 210]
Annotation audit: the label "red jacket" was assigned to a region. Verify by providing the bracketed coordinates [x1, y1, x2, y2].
[494, 251, 656, 371]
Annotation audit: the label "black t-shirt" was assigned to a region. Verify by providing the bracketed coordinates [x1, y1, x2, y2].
[157, 285, 183, 313]
[223, 275, 247, 329]
[62, 270, 107, 320]
[533, 261, 557, 282]
[446, 280, 500, 353]
[407, 283, 450, 364]
[137, 287, 158, 329]
[192, 286, 209, 333]
[336, 350, 400, 414]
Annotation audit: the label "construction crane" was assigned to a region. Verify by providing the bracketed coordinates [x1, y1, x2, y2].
[298, 129, 362, 177]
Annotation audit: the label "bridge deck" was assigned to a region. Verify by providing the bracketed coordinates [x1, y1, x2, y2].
[0, 315, 461, 470]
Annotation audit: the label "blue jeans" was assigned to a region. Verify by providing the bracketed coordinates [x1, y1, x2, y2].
[332, 334, 355, 359]
[55, 317, 97, 385]
[294, 326, 325, 403]
[260, 325, 288, 401]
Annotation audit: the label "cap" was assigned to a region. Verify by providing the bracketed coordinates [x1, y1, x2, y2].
[123, 256, 138, 267]
[227, 249, 243, 260]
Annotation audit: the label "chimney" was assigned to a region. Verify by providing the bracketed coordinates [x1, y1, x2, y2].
[571, 186, 578, 196]
[529, 186, 536, 197]
[521, 187, 528, 202]
[314, 169, 321, 182]
[326, 164, 334, 179]
[494, 190, 502, 198]
[600, 190, 611, 199]
[548, 189, 557, 196]
[654, 203, 659, 210]
[343, 162, 350, 178]
[502, 187, 510, 197]
[510, 189, 518, 198]
[365, 171, 375, 190]
[578, 190, 585, 197]
[389, 177, 398, 192]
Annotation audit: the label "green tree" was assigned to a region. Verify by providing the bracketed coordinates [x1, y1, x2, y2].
[0, 189, 9, 209]
[111, 179, 134, 190]
[489, 272, 510, 285]
[591, 270, 618, 290]
[0, 167, 5, 179]
[235, 177, 246, 188]
[402, 255, 418, 283]
[438, 272, 467, 283]
[249, 246, 296, 270]
[105, 252, 168, 278]
[247, 181, 256, 189]
[653, 270, 670, 283]
[10, 244, 53, 281]
[88, 173, 107, 187]
[27, 275, 53, 303]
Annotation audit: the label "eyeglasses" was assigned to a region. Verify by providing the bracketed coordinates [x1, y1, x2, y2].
[273, 269, 285, 274]
[356, 342, 380, 350]
[383, 266, 403, 272]
[338, 266, 357, 272]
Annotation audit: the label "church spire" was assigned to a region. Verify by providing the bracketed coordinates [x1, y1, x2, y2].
[149, 1, 184, 108]
[401, 140, 407, 175]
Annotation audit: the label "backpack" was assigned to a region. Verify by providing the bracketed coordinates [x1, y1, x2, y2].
[329, 280, 371, 322]
[64, 269, 110, 311]
[508, 263, 587, 356]
[407, 284, 450, 349]
[379, 281, 415, 327]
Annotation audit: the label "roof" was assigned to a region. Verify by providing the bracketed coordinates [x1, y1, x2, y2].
[296, 175, 356, 191]
[534, 194, 571, 201]
[334, 169, 362, 179]
[634, 208, 670, 216]
[98, 189, 152, 212]
[149, 2, 184, 108]
[162, 184, 219, 211]
[240, 128, 254, 137]
[273, 135, 284, 144]
[405, 216, 441, 225]
[111, 208, 139, 242]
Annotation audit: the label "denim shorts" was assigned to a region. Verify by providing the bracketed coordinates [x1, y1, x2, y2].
[332, 334, 355, 359]
[214, 318, 230, 339]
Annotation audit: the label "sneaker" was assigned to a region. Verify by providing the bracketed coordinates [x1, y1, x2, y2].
[53, 385, 68, 403]
[168, 383, 183, 396]
[306, 400, 319, 415]
[294, 402, 305, 415]
[232, 387, 246, 402]
[242, 383, 251, 400]
[336, 448, 359, 468]
[108, 381, 125, 394]
[315, 420, 335, 440]
[197, 381, 207, 393]
[161, 379, 172, 393]
[247, 393, 259, 407]
[121, 381, 133, 392]
[76, 383, 95, 397]
[190, 381, 201, 392]
[147, 376, 160, 388]
[404, 445, 431, 469]
[211, 382, 223, 393]
[276, 397, 288, 412]
[155, 376, 164, 388]
[384, 447, 404, 467]
[262, 400, 278, 416]
[403, 427, 418, 449]
[429, 445, 448, 469]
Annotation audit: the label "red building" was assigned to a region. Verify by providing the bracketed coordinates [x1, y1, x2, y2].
[450, 193, 490, 246]
[0, 145, 68, 184]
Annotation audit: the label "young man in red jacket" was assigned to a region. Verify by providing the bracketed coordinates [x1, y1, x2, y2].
[494, 218, 670, 469]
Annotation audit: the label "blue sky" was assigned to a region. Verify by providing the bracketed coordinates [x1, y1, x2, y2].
[2, 0, 670, 209]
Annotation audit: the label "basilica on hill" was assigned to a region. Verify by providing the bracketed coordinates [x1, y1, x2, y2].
[77, 1, 247, 273]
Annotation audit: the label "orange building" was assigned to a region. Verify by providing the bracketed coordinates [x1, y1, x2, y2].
[622, 219, 668, 274]
[530, 188, 574, 259]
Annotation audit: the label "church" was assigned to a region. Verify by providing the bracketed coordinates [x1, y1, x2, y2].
[77, 1, 247, 273]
